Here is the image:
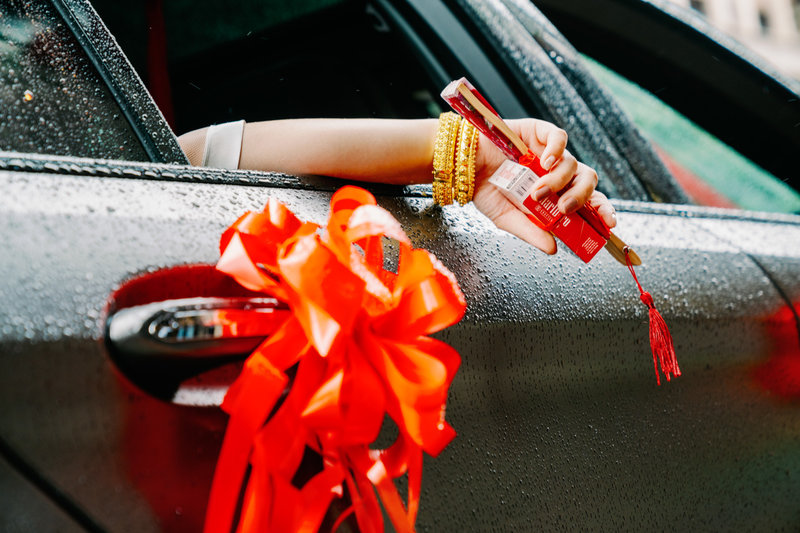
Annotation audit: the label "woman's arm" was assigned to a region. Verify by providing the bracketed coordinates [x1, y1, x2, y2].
[239, 119, 439, 184]
[177, 117, 617, 254]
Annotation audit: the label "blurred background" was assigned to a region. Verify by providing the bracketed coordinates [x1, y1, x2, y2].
[668, 0, 800, 79]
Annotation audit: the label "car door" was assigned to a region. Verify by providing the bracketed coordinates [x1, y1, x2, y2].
[1, 0, 799, 532]
[374, 1, 800, 529]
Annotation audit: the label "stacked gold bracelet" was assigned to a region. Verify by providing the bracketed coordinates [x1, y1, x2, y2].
[432, 112, 478, 206]
[432, 112, 460, 206]
[433, 113, 478, 205]
[454, 119, 478, 206]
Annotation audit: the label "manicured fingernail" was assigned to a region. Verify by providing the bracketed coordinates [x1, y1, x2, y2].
[561, 197, 578, 214]
[542, 155, 556, 170]
[600, 205, 616, 219]
[533, 185, 552, 201]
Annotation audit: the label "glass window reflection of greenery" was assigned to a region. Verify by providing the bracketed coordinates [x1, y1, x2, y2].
[583, 55, 800, 214]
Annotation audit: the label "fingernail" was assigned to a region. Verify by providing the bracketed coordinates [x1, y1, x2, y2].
[561, 197, 579, 214]
[533, 185, 552, 201]
[542, 155, 556, 170]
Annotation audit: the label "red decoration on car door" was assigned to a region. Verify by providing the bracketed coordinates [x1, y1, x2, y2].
[625, 248, 680, 385]
[204, 186, 466, 532]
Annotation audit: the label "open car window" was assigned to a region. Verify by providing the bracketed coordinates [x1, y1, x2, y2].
[92, 0, 445, 138]
[0, 0, 148, 160]
[584, 56, 800, 214]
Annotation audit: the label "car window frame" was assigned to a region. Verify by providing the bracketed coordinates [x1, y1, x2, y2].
[498, 0, 689, 205]
[30, 0, 675, 203]
[54, 0, 188, 164]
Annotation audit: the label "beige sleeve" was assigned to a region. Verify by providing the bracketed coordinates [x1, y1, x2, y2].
[202, 120, 245, 169]
[177, 120, 246, 168]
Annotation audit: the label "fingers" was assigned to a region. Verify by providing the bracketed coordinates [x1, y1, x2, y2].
[480, 118, 613, 250]
[529, 151, 579, 209]
[517, 121, 601, 216]
[513, 119, 568, 171]
[589, 191, 617, 228]
[553, 161, 598, 215]
[533, 121, 568, 171]
[473, 183, 557, 254]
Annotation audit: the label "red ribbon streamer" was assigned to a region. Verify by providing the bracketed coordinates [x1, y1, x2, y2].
[204, 186, 466, 533]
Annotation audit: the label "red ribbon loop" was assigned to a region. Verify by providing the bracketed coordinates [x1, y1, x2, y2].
[204, 186, 466, 532]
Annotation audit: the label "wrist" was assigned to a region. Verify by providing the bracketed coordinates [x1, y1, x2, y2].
[474, 132, 503, 186]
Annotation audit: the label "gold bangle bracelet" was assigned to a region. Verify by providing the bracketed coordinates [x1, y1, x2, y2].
[455, 119, 478, 206]
[432, 112, 460, 206]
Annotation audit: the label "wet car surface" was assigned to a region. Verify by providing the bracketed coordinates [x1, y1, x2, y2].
[1, 0, 800, 531]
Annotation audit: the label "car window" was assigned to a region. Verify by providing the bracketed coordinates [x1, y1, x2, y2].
[582, 56, 800, 214]
[0, 0, 148, 160]
[91, 0, 443, 136]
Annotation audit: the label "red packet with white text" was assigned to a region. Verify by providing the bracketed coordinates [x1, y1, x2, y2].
[489, 160, 606, 262]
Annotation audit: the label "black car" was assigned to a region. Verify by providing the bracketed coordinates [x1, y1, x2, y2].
[1, 0, 799, 531]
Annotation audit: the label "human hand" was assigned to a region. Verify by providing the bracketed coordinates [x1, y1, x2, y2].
[472, 119, 616, 254]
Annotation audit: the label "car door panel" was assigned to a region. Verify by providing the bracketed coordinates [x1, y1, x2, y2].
[424, 206, 800, 530]
[0, 168, 334, 531]
[2, 159, 799, 530]
[690, 214, 800, 310]
[0, 453, 86, 533]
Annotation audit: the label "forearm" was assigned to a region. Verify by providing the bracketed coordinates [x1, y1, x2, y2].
[237, 118, 438, 185]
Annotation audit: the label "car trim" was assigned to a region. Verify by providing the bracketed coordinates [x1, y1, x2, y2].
[533, 0, 800, 193]
[500, 0, 688, 205]
[53, 0, 188, 165]
[0, 435, 106, 532]
[447, 0, 651, 201]
[4, 149, 800, 227]
[0, 151, 422, 198]
[375, 0, 528, 119]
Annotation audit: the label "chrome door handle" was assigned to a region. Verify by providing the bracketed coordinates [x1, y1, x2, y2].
[107, 296, 286, 359]
[105, 296, 288, 402]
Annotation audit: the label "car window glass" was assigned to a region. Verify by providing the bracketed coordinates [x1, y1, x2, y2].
[0, 0, 148, 160]
[582, 56, 800, 214]
[91, 0, 441, 137]
[162, 0, 348, 61]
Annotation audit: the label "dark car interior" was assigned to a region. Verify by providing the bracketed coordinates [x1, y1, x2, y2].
[91, 0, 445, 134]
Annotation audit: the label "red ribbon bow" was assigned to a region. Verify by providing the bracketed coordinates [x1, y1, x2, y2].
[204, 186, 466, 533]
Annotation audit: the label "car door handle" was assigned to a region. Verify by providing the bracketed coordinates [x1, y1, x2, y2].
[105, 296, 288, 402]
[107, 296, 287, 359]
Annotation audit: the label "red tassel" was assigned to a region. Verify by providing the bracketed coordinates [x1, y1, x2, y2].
[624, 248, 680, 385]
